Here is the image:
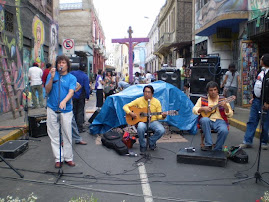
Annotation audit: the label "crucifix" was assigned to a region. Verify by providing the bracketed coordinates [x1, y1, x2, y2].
[112, 26, 149, 83]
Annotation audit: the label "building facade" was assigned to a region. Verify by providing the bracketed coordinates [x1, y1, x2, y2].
[154, 0, 192, 67]
[194, 0, 269, 107]
[145, 16, 159, 74]
[58, 0, 95, 76]
[0, 0, 57, 114]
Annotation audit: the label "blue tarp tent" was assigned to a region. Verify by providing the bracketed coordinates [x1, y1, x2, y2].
[89, 81, 198, 135]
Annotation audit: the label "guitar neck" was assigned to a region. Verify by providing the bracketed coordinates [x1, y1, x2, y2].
[211, 96, 235, 110]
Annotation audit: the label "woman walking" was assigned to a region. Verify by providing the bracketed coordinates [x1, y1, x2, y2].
[221, 64, 241, 111]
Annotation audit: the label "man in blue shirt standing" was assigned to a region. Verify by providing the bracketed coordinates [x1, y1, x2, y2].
[70, 63, 90, 133]
[46, 55, 77, 168]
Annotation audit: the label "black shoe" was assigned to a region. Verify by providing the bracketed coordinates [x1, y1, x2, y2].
[149, 144, 156, 151]
[79, 129, 86, 133]
[201, 146, 212, 151]
[140, 147, 147, 154]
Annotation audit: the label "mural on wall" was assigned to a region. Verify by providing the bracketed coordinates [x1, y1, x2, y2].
[49, 23, 58, 67]
[31, 15, 45, 68]
[0, 0, 25, 114]
[196, 0, 248, 30]
[0, 4, 4, 31]
[249, 0, 269, 20]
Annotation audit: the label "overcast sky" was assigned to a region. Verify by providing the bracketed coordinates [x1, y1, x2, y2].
[60, 0, 166, 51]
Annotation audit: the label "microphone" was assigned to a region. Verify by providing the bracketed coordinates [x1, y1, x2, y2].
[59, 66, 63, 71]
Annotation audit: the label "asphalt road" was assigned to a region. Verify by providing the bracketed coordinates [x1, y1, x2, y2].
[0, 124, 269, 202]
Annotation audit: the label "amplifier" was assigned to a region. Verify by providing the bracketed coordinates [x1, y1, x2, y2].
[0, 140, 29, 159]
[193, 57, 220, 67]
[177, 148, 227, 167]
[28, 114, 47, 138]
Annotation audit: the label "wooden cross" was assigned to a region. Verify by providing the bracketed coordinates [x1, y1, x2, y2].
[112, 26, 149, 83]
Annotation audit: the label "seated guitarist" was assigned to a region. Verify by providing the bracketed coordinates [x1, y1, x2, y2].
[192, 81, 233, 151]
[123, 85, 167, 153]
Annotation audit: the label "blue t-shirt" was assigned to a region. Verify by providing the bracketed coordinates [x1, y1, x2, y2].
[70, 70, 90, 99]
[46, 71, 77, 113]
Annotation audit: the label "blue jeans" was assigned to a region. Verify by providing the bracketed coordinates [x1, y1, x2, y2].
[72, 116, 82, 143]
[226, 86, 237, 110]
[137, 121, 165, 148]
[243, 98, 269, 145]
[199, 117, 229, 151]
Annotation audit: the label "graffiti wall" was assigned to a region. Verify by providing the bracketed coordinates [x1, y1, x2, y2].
[0, 1, 25, 114]
[249, 0, 269, 20]
[49, 22, 58, 67]
[195, 0, 248, 30]
[0, 1, 57, 114]
[31, 15, 45, 69]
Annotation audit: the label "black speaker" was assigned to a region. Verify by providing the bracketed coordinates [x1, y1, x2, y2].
[157, 69, 181, 89]
[193, 57, 220, 67]
[88, 108, 101, 123]
[189, 94, 202, 105]
[28, 114, 47, 137]
[190, 66, 221, 94]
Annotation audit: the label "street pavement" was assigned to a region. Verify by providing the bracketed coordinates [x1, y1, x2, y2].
[0, 93, 269, 202]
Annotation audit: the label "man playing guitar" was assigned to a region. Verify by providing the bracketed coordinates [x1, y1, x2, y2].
[193, 81, 233, 151]
[123, 85, 167, 153]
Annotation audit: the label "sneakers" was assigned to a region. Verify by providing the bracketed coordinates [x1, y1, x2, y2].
[239, 143, 252, 149]
[201, 145, 212, 151]
[261, 144, 268, 150]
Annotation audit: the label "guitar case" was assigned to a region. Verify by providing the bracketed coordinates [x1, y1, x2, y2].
[101, 131, 128, 155]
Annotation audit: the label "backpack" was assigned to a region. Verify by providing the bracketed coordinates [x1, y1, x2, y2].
[228, 146, 248, 164]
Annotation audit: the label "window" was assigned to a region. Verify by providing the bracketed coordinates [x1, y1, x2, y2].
[5, 10, 14, 33]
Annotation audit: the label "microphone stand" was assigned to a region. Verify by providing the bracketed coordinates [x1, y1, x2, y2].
[233, 69, 269, 185]
[136, 99, 164, 162]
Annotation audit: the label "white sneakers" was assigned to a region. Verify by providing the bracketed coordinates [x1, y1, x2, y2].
[239, 143, 268, 150]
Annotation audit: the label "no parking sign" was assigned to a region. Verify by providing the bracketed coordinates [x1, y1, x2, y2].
[63, 38, 75, 55]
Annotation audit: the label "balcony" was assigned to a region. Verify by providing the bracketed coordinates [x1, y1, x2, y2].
[154, 32, 176, 55]
[247, 16, 269, 38]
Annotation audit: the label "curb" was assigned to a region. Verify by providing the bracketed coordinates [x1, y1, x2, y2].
[229, 118, 261, 138]
[0, 127, 27, 145]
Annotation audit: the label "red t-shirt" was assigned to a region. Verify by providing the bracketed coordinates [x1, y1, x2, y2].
[42, 68, 50, 86]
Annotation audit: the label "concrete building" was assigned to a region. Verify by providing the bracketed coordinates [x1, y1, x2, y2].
[145, 16, 159, 74]
[193, 0, 269, 107]
[0, 0, 58, 114]
[58, 0, 105, 75]
[154, 0, 192, 67]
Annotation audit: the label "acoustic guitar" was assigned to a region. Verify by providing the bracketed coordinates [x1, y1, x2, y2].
[200, 95, 236, 117]
[126, 106, 178, 125]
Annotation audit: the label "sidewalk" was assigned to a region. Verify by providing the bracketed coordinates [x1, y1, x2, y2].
[0, 97, 257, 145]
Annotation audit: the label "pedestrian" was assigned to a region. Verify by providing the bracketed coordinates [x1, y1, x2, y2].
[72, 116, 87, 145]
[125, 73, 129, 83]
[45, 55, 77, 168]
[104, 71, 115, 99]
[145, 71, 152, 84]
[221, 64, 241, 111]
[240, 54, 269, 150]
[42, 63, 52, 87]
[180, 65, 186, 91]
[95, 69, 105, 108]
[28, 62, 44, 108]
[70, 63, 90, 133]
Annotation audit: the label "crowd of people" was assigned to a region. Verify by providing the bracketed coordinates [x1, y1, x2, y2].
[32, 53, 269, 168]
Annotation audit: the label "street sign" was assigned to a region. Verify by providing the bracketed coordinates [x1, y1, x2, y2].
[63, 38, 75, 55]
